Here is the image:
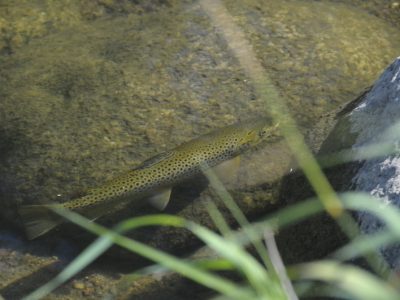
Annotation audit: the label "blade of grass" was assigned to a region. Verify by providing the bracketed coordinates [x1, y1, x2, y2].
[26, 191, 400, 299]
[205, 197, 234, 238]
[23, 233, 114, 300]
[291, 260, 400, 300]
[264, 228, 298, 300]
[333, 231, 395, 261]
[23, 211, 248, 300]
[66, 204, 281, 299]
[202, 191, 397, 264]
[187, 222, 286, 299]
[249, 192, 397, 278]
[200, 0, 395, 279]
[317, 142, 397, 168]
[340, 192, 400, 236]
[192, 258, 235, 271]
[25, 199, 323, 299]
[200, 0, 342, 217]
[201, 163, 278, 280]
[235, 194, 387, 278]
[249, 192, 400, 246]
[318, 120, 400, 167]
[114, 257, 237, 300]
[224, 198, 324, 250]
[121, 257, 236, 284]
[200, 0, 389, 279]
[294, 281, 357, 299]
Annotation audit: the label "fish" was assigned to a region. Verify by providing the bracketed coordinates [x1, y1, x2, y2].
[18, 118, 280, 239]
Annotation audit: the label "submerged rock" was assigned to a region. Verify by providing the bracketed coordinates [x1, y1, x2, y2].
[0, 0, 399, 299]
[318, 57, 400, 269]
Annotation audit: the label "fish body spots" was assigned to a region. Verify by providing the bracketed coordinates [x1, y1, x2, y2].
[62, 118, 277, 210]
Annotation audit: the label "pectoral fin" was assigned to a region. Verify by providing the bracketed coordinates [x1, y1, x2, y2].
[149, 188, 172, 210]
[212, 156, 241, 184]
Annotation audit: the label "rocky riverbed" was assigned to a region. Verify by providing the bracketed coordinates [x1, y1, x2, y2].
[0, 0, 399, 299]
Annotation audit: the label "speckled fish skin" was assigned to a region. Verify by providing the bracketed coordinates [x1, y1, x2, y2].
[19, 118, 279, 239]
[63, 118, 278, 211]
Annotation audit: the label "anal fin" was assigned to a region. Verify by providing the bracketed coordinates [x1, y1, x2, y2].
[149, 188, 172, 210]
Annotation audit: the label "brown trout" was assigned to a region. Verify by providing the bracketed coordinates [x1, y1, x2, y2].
[19, 118, 279, 239]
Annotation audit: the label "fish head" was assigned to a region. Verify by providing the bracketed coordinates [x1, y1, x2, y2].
[236, 119, 280, 149]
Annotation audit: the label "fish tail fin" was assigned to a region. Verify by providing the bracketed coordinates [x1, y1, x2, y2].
[18, 204, 64, 240]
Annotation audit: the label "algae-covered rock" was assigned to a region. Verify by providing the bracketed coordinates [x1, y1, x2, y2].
[0, 0, 399, 299]
[0, 2, 268, 225]
[0, 0, 398, 228]
[223, 0, 400, 126]
[0, 0, 178, 54]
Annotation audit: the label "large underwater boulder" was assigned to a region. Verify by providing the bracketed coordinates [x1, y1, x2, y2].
[318, 57, 400, 269]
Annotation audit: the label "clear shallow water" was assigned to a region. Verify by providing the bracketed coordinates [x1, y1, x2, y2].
[0, 0, 399, 299]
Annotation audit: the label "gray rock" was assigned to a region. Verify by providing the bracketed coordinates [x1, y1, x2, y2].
[319, 57, 400, 269]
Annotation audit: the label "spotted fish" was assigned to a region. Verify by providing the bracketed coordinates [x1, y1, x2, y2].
[19, 118, 279, 239]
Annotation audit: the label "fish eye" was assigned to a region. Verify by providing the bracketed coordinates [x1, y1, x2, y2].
[247, 130, 255, 136]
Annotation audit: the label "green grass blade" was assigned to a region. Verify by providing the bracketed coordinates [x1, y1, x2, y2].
[23, 234, 114, 300]
[205, 198, 234, 238]
[333, 231, 395, 261]
[340, 192, 400, 236]
[264, 229, 298, 300]
[192, 258, 236, 271]
[25, 207, 255, 300]
[187, 222, 285, 299]
[292, 260, 400, 300]
[200, 0, 342, 217]
[317, 142, 397, 168]
[201, 163, 278, 279]
[23, 213, 186, 300]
